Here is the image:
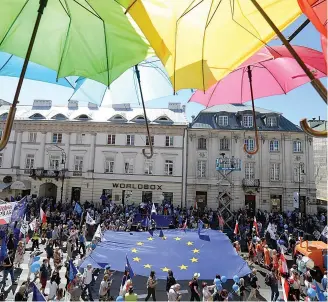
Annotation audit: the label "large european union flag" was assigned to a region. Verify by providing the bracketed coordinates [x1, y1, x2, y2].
[81, 229, 250, 280]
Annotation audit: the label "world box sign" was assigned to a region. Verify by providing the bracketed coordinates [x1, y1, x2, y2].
[112, 183, 162, 191]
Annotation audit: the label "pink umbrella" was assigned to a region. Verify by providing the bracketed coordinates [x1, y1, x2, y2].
[190, 46, 326, 107]
[189, 46, 327, 154]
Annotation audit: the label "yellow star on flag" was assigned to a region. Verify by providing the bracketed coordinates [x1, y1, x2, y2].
[179, 264, 188, 270]
[161, 267, 170, 272]
[190, 257, 198, 263]
[131, 248, 138, 253]
[133, 257, 141, 262]
[136, 242, 144, 246]
[187, 241, 194, 246]
[192, 248, 200, 254]
[143, 264, 152, 269]
[147, 237, 154, 241]
[174, 237, 181, 241]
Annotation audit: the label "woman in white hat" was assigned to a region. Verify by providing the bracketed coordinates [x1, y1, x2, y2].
[189, 273, 201, 301]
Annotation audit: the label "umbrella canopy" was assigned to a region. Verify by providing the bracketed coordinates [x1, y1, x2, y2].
[0, 0, 153, 86]
[298, 0, 327, 37]
[190, 46, 327, 107]
[119, 0, 302, 91]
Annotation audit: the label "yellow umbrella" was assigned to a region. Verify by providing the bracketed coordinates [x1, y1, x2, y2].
[119, 0, 302, 92]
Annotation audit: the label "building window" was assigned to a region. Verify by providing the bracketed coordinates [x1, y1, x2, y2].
[197, 160, 207, 178]
[165, 136, 174, 147]
[126, 135, 135, 146]
[198, 137, 207, 150]
[52, 133, 62, 143]
[293, 140, 302, 153]
[28, 132, 37, 142]
[269, 140, 280, 152]
[218, 116, 229, 126]
[76, 133, 86, 144]
[74, 156, 83, 171]
[164, 160, 174, 175]
[293, 164, 305, 182]
[49, 155, 61, 170]
[25, 154, 35, 169]
[144, 160, 153, 175]
[107, 134, 116, 145]
[219, 138, 229, 150]
[146, 136, 154, 146]
[124, 158, 134, 174]
[163, 192, 173, 203]
[0, 153, 2, 168]
[270, 163, 280, 181]
[245, 162, 255, 179]
[267, 116, 277, 127]
[244, 138, 255, 151]
[105, 158, 114, 173]
[243, 115, 253, 128]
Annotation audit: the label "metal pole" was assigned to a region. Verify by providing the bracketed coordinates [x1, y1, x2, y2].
[60, 152, 65, 203]
[287, 19, 310, 42]
[250, 0, 327, 103]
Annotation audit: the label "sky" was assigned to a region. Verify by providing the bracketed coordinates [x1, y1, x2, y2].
[0, 15, 326, 125]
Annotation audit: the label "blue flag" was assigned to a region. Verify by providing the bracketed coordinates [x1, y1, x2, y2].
[74, 203, 82, 215]
[159, 229, 164, 238]
[69, 260, 78, 281]
[198, 220, 204, 235]
[126, 255, 135, 278]
[199, 234, 211, 241]
[0, 235, 7, 262]
[32, 282, 46, 302]
[11, 196, 27, 222]
[148, 229, 154, 236]
[314, 280, 326, 302]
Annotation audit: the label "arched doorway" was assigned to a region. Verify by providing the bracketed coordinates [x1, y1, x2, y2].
[39, 183, 58, 200]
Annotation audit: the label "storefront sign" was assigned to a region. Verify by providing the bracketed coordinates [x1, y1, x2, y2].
[112, 183, 162, 190]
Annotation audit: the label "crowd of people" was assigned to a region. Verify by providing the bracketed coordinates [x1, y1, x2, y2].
[0, 195, 326, 301]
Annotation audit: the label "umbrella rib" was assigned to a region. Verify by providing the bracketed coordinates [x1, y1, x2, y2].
[58, 0, 69, 15]
[0, 0, 29, 47]
[258, 62, 287, 95]
[0, 55, 13, 72]
[240, 67, 246, 103]
[72, 0, 101, 19]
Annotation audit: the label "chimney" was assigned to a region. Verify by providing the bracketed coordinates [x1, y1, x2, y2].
[318, 116, 320, 121]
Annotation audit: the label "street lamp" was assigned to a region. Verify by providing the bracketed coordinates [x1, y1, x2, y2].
[298, 162, 305, 211]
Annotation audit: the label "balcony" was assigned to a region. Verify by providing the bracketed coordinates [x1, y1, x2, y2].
[30, 168, 65, 179]
[73, 171, 82, 176]
[242, 178, 260, 188]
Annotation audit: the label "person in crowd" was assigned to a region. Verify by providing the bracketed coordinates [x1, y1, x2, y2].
[189, 273, 201, 301]
[145, 270, 157, 301]
[48, 274, 59, 301]
[31, 231, 40, 251]
[40, 259, 50, 295]
[239, 278, 246, 301]
[14, 240, 25, 268]
[14, 282, 28, 301]
[82, 263, 94, 301]
[1, 250, 17, 287]
[267, 267, 279, 301]
[247, 269, 259, 301]
[166, 270, 176, 295]
[202, 282, 216, 301]
[322, 271, 327, 291]
[99, 274, 110, 301]
[168, 284, 181, 302]
[125, 286, 138, 301]
[53, 247, 62, 271]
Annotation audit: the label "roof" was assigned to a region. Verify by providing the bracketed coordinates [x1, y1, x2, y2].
[190, 104, 302, 132]
[0, 105, 188, 126]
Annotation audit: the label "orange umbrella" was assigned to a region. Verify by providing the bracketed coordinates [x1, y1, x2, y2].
[297, 0, 327, 37]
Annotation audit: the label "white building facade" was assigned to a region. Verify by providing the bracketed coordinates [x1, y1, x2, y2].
[0, 100, 187, 205]
[184, 104, 317, 216]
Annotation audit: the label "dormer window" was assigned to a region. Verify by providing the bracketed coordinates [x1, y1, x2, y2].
[0, 113, 8, 121]
[109, 114, 127, 122]
[114, 115, 123, 120]
[75, 114, 90, 120]
[29, 113, 45, 120]
[267, 116, 277, 127]
[136, 116, 145, 121]
[51, 114, 68, 120]
[158, 117, 168, 121]
[242, 115, 253, 128]
[218, 115, 229, 126]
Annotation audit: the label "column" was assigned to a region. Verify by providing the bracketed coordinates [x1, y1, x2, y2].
[88, 133, 96, 172]
[39, 132, 46, 168]
[13, 131, 22, 169]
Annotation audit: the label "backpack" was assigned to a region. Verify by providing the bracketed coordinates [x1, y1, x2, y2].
[265, 273, 272, 286]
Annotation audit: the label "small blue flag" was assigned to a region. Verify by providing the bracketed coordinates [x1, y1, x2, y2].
[199, 234, 211, 242]
[0, 235, 7, 262]
[198, 220, 204, 236]
[159, 229, 164, 238]
[148, 229, 154, 237]
[32, 282, 46, 302]
[69, 260, 78, 281]
[126, 255, 135, 278]
[314, 280, 326, 302]
[74, 203, 82, 215]
[11, 196, 27, 222]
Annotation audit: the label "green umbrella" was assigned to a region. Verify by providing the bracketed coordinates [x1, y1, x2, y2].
[0, 0, 153, 150]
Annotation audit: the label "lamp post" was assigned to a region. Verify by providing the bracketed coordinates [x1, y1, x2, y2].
[298, 162, 305, 212]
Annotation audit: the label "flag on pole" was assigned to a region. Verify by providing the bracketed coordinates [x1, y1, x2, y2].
[68, 260, 78, 281]
[233, 221, 239, 235]
[20, 215, 29, 235]
[280, 251, 288, 275]
[74, 203, 83, 215]
[29, 218, 37, 231]
[218, 215, 225, 227]
[314, 280, 326, 302]
[281, 277, 289, 302]
[0, 235, 7, 262]
[86, 212, 96, 225]
[125, 255, 135, 278]
[182, 219, 187, 232]
[151, 203, 157, 215]
[93, 225, 103, 241]
[32, 282, 46, 302]
[40, 208, 47, 223]
[11, 196, 27, 222]
[253, 217, 259, 236]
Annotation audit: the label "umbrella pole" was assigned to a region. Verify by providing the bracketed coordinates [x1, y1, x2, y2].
[134, 65, 154, 159]
[251, 0, 327, 103]
[0, 0, 48, 151]
[244, 67, 259, 155]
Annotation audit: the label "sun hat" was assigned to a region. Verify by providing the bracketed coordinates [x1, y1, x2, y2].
[193, 273, 200, 279]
